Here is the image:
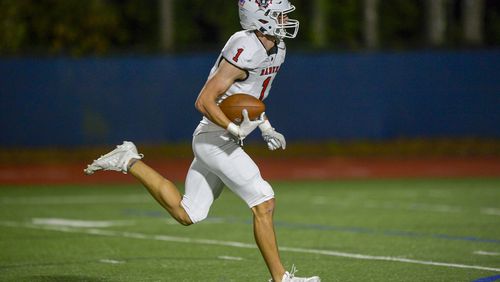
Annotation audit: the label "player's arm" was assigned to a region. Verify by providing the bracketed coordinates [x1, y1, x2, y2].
[195, 58, 246, 129]
[259, 117, 287, 150]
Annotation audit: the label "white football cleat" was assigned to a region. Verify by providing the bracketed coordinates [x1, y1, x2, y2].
[270, 265, 321, 282]
[84, 141, 143, 175]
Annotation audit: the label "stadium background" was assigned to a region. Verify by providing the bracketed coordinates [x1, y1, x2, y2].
[0, 0, 499, 179]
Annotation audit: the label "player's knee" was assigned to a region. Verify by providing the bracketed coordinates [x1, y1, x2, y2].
[170, 205, 195, 226]
[252, 198, 275, 219]
[179, 197, 211, 225]
[245, 177, 275, 209]
[180, 206, 209, 225]
[176, 215, 193, 226]
[178, 209, 196, 226]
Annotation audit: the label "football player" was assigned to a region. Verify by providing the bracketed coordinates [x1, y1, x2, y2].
[85, 1, 320, 281]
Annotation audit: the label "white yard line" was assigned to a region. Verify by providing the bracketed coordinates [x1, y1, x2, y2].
[99, 259, 125, 264]
[218, 256, 244, 261]
[474, 251, 500, 256]
[481, 208, 500, 216]
[32, 218, 133, 228]
[1, 220, 499, 273]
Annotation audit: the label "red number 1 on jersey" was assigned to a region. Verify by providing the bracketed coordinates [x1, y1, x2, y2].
[260, 76, 272, 100]
[233, 48, 244, 62]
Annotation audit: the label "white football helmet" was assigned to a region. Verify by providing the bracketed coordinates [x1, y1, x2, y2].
[238, 0, 299, 39]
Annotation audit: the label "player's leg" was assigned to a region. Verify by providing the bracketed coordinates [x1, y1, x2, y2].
[181, 158, 225, 223]
[84, 141, 192, 225]
[252, 198, 322, 282]
[128, 160, 192, 226]
[194, 134, 320, 281]
[251, 198, 285, 281]
[193, 133, 286, 280]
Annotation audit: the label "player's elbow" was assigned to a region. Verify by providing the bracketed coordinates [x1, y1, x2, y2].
[195, 95, 216, 118]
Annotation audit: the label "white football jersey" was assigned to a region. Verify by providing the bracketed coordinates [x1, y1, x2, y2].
[195, 30, 286, 134]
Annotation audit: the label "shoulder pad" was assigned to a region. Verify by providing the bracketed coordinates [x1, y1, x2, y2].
[221, 31, 266, 70]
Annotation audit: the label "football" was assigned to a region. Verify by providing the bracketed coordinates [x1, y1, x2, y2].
[219, 93, 265, 124]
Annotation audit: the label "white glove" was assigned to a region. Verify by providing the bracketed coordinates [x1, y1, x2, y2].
[227, 109, 265, 142]
[259, 120, 286, 150]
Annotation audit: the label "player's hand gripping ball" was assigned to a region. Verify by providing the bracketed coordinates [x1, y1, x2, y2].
[219, 94, 266, 125]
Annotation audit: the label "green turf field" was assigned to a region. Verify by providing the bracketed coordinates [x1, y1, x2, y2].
[1, 178, 499, 282]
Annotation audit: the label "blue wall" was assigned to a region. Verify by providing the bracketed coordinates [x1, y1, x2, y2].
[1, 51, 499, 147]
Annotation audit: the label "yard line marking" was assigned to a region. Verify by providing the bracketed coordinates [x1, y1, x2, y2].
[218, 256, 244, 261]
[32, 218, 133, 228]
[474, 251, 500, 256]
[481, 208, 500, 216]
[99, 259, 125, 264]
[278, 246, 500, 272]
[1, 221, 500, 273]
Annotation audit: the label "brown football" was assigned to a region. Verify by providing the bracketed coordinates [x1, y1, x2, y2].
[219, 93, 266, 125]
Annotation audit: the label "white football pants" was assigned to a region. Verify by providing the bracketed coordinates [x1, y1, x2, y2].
[180, 131, 274, 223]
